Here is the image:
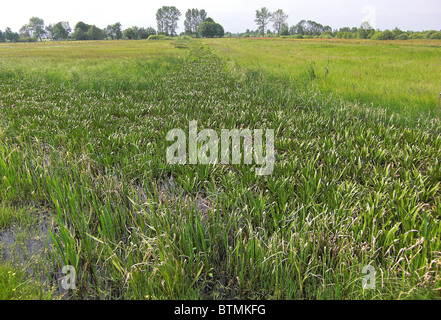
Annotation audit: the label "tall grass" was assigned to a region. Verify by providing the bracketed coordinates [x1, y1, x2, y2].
[204, 38, 441, 120]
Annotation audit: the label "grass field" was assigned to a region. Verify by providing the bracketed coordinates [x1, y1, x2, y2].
[0, 39, 440, 300]
[205, 38, 441, 120]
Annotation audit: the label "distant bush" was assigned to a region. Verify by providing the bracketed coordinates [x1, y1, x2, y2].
[409, 33, 424, 39]
[336, 31, 354, 39]
[429, 32, 441, 39]
[237, 25, 440, 41]
[16, 37, 37, 42]
[371, 30, 395, 40]
[148, 35, 173, 40]
[371, 32, 383, 40]
[280, 35, 304, 39]
[280, 27, 290, 36]
[396, 33, 409, 40]
[423, 30, 438, 39]
[320, 31, 334, 39]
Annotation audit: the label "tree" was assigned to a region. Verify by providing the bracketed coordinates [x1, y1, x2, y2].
[216, 24, 225, 38]
[144, 27, 157, 38]
[72, 22, 90, 40]
[105, 22, 123, 40]
[114, 23, 123, 39]
[255, 7, 272, 36]
[272, 9, 288, 36]
[184, 8, 207, 36]
[53, 22, 71, 40]
[197, 18, 224, 38]
[45, 24, 54, 40]
[87, 25, 105, 40]
[72, 22, 104, 40]
[27, 17, 46, 41]
[123, 26, 156, 40]
[0, 30, 5, 43]
[358, 21, 374, 39]
[290, 20, 330, 36]
[156, 6, 181, 36]
[4, 27, 19, 42]
[280, 23, 289, 36]
[123, 27, 137, 39]
[19, 25, 32, 38]
[134, 27, 156, 39]
[429, 32, 441, 39]
[371, 29, 394, 40]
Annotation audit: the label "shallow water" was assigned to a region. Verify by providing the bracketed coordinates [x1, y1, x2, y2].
[0, 216, 53, 263]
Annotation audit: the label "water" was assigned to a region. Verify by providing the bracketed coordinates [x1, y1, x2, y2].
[0, 216, 53, 263]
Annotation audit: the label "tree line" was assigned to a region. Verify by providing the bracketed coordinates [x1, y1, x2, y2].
[0, 6, 223, 42]
[0, 6, 439, 42]
[251, 7, 441, 40]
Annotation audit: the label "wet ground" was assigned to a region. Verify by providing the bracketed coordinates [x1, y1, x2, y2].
[0, 209, 72, 298]
[0, 216, 53, 263]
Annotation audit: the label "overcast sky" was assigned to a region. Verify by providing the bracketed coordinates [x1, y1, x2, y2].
[1, 0, 440, 33]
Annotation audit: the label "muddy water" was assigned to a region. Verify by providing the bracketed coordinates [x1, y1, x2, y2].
[0, 217, 53, 263]
[0, 212, 74, 298]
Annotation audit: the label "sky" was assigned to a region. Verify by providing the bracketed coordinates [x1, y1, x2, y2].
[1, 0, 440, 33]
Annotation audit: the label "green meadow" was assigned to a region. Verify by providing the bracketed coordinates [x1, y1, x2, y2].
[0, 39, 440, 300]
[205, 38, 441, 120]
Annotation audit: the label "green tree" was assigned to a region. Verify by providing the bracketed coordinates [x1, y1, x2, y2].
[105, 22, 123, 40]
[280, 23, 289, 36]
[156, 6, 181, 36]
[428, 31, 441, 39]
[86, 25, 105, 40]
[144, 27, 157, 38]
[272, 9, 288, 36]
[184, 8, 207, 36]
[255, 7, 272, 36]
[123, 26, 156, 40]
[72, 22, 91, 40]
[52, 22, 71, 40]
[123, 27, 137, 39]
[27, 17, 46, 41]
[371, 29, 395, 40]
[19, 25, 31, 38]
[45, 24, 54, 39]
[0, 30, 5, 43]
[197, 18, 224, 38]
[71, 22, 104, 40]
[4, 27, 19, 42]
[358, 21, 373, 39]
[392, 27, 404, 39]
[136, 27, 156, 39]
